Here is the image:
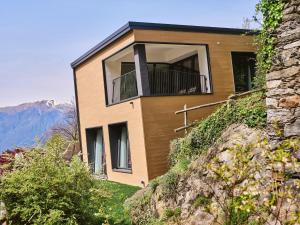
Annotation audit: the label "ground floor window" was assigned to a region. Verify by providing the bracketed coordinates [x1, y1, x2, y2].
[231, 52, 256, 92]
[86, 127, 106, 175]
[108, 122, 132, 171]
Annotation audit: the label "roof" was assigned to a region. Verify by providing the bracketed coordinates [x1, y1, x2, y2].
[71, 21, 256, 68]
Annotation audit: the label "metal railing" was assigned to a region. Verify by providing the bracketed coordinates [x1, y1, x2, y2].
[111, 69, 209, 103]
[149, 69, 207, 95]
[112, 70, 138, 103]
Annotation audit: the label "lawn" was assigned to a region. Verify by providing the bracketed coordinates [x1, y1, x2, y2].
[92, 180, 140, 225]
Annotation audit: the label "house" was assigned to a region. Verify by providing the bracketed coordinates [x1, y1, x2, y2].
[71, 22, 256, 187]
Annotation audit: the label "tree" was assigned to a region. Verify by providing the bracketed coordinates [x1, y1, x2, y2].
[50, 100, 81, 160]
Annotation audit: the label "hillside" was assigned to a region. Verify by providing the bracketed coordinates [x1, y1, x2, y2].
[0, 100, 71, 152]
[125, 92, 300, 225]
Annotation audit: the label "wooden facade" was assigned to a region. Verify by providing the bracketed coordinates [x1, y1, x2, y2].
[72, 22, 256, 186]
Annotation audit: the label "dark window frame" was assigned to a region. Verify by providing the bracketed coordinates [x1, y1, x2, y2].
[108, 121, 132, 173]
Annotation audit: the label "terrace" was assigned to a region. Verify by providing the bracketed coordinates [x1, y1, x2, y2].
[103, 43, 212, 105]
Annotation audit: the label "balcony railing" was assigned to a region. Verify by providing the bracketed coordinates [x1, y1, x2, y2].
[149, 69, 207, 95]
[112, 70, 138, 104]
[111, 69, 208, 103]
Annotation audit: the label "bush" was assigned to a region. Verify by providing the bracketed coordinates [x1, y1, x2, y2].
[169, 91, 266, 166]
[0, 136, 95, 225]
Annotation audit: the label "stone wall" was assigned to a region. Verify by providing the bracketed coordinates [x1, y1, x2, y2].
[267, 0, 300, 139]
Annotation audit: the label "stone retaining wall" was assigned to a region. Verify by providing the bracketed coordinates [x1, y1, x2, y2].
[267, 0, 300, 139]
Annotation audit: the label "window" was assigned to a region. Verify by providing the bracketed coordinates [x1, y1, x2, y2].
[231, 52, 256, 92]
[86, 127, 106, 175]
[171, 54, 200, 73]
[108, 122, 132, 171]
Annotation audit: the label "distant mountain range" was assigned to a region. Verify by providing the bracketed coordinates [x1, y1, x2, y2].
[0, 100, 72, 153]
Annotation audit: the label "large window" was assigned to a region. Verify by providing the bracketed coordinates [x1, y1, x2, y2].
[86, 127, 106, 175]
[231, 52, 256, 92]
[108, 122, 132, 171]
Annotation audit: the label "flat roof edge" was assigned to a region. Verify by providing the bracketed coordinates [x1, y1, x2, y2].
[71, 21, 257, 68]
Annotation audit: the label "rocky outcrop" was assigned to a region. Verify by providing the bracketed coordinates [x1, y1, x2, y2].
[126, 124, 300, 224]
[267, 0, 300, 139]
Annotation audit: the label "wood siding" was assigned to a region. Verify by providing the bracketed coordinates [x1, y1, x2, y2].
[134, 29, 256, 179]
[74, 28, 256, 186]
[75, 32, 149, 186]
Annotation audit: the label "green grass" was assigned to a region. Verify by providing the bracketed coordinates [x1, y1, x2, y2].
[92, 180, 140, 225]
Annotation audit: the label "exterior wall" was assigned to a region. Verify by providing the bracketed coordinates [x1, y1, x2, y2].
[75, 28, 256, 185]
[75, 32, 149, 186]
[134, 29, 256, 179]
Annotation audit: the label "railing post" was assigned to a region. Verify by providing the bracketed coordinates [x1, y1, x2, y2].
[184, 104, 188, 134]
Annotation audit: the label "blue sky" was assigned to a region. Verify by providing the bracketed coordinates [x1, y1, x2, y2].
[0, 0, 259, 107]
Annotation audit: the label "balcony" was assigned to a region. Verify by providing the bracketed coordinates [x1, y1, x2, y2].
[104, 43, 212, 105]
[111, 69, 208, 104]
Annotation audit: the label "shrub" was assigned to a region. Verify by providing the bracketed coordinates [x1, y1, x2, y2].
[162, 207, 181, 221]
[124, 187, 156, 225]
[160, 170, 179, 199]
[0, 135, 95, 225]
[192, 195, 212, 211]
[169, 91, 266, 166]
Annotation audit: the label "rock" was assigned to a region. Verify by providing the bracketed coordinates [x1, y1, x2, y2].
[266, 66, 300, 81]
[267, 79, 282, 89]
[267, 108, 294, 123]
[266, 98, 278, 108]
[278, 95, 300, 109]
[218, 150, 232, 163]
[284, 119, 300, 136]
[188, 209, 215, 225]
[283, 40, 300, 49]
[267, 88, 295, 97]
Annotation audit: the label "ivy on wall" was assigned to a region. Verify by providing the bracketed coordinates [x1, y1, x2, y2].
[253, 0, 284, 88]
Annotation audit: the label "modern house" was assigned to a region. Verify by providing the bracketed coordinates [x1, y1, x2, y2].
[71, 22, 256, 187]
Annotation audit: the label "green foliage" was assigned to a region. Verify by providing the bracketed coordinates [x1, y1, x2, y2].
[225, 197, 252, 225]
[149, 176, 161, 192]
[124, 187, 156, 225]
[253, 0, 284, 88]
[0, 135, 94, 225]
[160, 170, 179, 199]
[207, 137, 300, 225]
[192, 195, 212, 211]
[0, 136, 139, 225]
[162, 207, 181, 221]
[170, 92, 267, 166]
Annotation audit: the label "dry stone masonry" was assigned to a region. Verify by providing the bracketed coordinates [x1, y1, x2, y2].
[267, 0, 300, 139]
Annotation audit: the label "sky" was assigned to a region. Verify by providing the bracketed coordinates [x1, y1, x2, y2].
[0, 0, 259, 107]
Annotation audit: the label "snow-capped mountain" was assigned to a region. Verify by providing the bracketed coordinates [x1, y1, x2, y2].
[0, 100, 72, 152]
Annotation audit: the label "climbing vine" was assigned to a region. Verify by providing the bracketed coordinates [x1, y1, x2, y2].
[253, 0, 284, 88]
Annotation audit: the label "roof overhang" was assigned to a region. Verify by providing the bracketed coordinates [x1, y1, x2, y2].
[71, 21, 257, 68]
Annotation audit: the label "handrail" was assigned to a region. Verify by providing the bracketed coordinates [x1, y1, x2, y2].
[112, 69, 136, 83]
[112, 70, 138, 103]
[174, 88, 264, 132]
[175, 89, 263, 114]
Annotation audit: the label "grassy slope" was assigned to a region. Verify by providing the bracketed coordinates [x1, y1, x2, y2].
[93, 180, 140, 225]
